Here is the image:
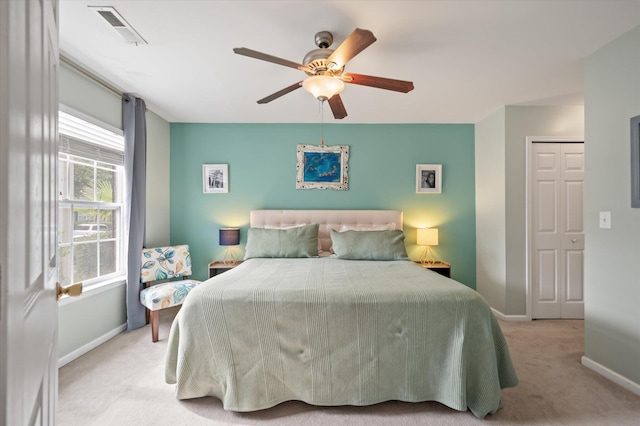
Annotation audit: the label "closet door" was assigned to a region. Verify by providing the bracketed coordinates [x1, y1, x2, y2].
[531, 142, 584, 319]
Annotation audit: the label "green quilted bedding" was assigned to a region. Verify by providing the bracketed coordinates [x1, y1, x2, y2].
[165, 258, 518, 418]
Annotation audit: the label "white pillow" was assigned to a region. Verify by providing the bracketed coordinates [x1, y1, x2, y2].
[264, 224, 307, 229]
[338, 223, 396, 232]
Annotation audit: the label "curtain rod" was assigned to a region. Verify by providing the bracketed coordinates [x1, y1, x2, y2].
[60, 54, 125, 99]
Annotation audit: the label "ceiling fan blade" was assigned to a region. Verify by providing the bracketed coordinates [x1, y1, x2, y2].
[326, 28, 376, 71]
[257, 81, 303, 104]
[342, 73, 414, 93]
[233, 47, 307, 71]
[328, 95, 348, 119]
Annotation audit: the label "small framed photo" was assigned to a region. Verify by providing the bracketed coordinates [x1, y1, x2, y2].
[416, 164, 442, 194]
[296, 144, 349, 190]
[202, 164, 228, 193]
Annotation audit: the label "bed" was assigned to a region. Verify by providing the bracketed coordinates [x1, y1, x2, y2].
[165, 210, 518, 418]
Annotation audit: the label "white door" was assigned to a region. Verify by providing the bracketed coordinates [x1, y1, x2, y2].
[531, 142, 585, 319]
[0, 0, 60, 424]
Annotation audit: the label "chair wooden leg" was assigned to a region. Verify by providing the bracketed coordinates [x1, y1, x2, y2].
[145, 307, 150, 325]
[150, 310, 159, 342]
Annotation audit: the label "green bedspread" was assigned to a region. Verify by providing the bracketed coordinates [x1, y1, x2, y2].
[165, 258, 518, 418]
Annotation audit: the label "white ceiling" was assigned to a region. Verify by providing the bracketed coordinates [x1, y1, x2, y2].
[59, 0, 640, 124]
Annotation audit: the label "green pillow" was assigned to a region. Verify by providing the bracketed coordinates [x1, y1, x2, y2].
[244, 224, 319, 259]
[330, 229, 409, 260]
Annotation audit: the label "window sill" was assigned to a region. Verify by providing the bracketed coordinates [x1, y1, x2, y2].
[58, 275, 126, 307]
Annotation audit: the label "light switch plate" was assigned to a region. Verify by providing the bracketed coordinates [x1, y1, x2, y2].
[599, 211, 611, 229]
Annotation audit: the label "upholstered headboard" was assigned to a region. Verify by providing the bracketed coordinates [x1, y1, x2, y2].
[250, 210, 403, 253]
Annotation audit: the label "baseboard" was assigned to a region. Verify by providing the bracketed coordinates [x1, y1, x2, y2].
[58, 323, 127, 368]
[491, 308, 529, 322]
[581, 356, 640, 397]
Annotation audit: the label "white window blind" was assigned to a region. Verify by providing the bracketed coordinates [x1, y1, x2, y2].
[59, 111, 124, 165]
[57, 110, 126, 289]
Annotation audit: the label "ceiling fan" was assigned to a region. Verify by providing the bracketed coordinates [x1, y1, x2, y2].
[233, 28, 414, 119]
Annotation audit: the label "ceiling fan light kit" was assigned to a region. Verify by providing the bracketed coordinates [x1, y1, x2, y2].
[302, 75, 344, 101]
[233, 28, 414, 119]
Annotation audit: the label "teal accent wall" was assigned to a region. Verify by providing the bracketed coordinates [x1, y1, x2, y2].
[170, 123, 476, 287]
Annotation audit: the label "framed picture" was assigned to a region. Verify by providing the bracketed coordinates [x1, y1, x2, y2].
[296, 144, 349, 190]
[416, 164, 442, 194]
[632, 115, 640, 207]
[202, 164, 228, 193]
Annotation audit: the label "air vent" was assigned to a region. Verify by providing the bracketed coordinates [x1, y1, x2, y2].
[89, 6, 147, 45]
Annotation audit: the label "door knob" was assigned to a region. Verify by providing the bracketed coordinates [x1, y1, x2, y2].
[571, 238, 578, 242]
[56, 281, 83, 301]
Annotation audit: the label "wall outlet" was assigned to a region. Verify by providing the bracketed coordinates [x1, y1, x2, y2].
[599, 211, 611, 229]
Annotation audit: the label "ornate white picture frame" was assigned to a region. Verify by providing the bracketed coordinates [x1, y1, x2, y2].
[296, 144, 349, 190]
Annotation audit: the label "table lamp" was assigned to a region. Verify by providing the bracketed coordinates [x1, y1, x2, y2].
[417, 228, 439, 264]
[219, 227, 240, 265]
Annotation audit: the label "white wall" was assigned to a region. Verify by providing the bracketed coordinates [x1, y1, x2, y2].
[58, 61, 170, 363]
[584, 25, 640, 387]
[475, 105, 584, 317]
[504, 105, 584, 315]
[145, 111, 171, 248]
[59, 63, 121, 130]
[475, 108, 507, 312]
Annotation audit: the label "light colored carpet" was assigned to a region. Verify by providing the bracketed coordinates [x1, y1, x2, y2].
[58, 307, 640, 425]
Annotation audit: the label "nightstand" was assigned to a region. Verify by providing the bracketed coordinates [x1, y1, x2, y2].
[415, 261, 451, 278]
[208, 261, 242, 278]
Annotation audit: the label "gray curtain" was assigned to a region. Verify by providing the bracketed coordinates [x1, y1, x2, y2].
[123, 94, 147, 331]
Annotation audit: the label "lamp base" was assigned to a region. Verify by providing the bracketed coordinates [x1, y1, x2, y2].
[221, 248, 238, 266]
[420, 246, 437, 265]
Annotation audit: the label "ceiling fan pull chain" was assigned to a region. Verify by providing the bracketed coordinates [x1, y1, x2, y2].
[320, 99, 325, 145]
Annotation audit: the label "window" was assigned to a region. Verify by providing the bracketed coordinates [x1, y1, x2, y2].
[58, 110, 126, 288]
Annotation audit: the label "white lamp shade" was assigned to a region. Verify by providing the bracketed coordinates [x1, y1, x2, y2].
[417, 228, 438, 246]
[302, 75, 344, 100]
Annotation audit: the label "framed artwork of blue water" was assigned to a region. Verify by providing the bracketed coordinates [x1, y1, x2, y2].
[296, 144, 349, 190]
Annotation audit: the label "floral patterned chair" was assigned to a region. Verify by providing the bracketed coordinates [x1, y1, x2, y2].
[139, 245, 201, 342]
